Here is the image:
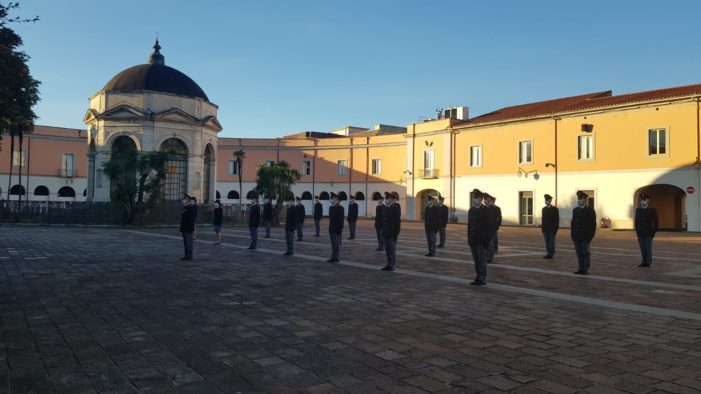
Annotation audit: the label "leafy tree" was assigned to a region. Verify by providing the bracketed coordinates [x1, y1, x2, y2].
[0, 2, 40, 136]
[254, 161, 300, 225]
[102, 150, 169, 224]
[233, 149, 245, 208]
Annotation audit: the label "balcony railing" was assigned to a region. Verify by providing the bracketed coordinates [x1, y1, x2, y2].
[58, 168, 76, 178]
[419, 168, 439, 179]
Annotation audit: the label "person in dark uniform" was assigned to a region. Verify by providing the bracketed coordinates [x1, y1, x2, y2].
[347, 195, 359, 239]
[468, 189, 490, 285]
[327, 192, 344, 262]
[381, 191, 401, 271]
[313, 195, 323, 236]
[437, 196, 449, 248]
[284, 195, 297, 256]
[541, 194, 559, 259]
[180, 194, 196, 260]
[483, 193, 498, 263]
[571, 191, 597, 274]
[262, 197, 273, 238]
[424, 195, 439, 257]
[248, 196, 260, 249]
[634, 193, 659, 267]
[491, 196, 502, 253]
[295, 196, 306, 241]
[212, 199, 223, 245]
[374, 197, 386, 251]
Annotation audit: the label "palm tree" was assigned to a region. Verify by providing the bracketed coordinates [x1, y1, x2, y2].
[233, 149, 245, 209]
[254, 161, 301, 225]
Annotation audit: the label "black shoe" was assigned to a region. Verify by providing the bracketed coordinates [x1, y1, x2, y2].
[264, 236, 270, 238]
[247, 246, 256, 250]
[638, 263, 651, 267]
[486, 259, 493, 263]
[381, 266, 393, 271]
[574, 270, 583, 274]
[297, 239, 303, 242]
[425, 253, 434, 257]
[542, 255, 552, 259]
[437, 245, 445, 248]
[470, 281, 486, 286]
[180, 256, 193, 261]
[283, 252, 293, 256]
[375, 248, 384, 251]
[326, 258, 337, 263]
[314, 234, 320, 237]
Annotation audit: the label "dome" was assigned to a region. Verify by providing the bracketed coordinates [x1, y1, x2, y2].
[102, 40, 209, 101]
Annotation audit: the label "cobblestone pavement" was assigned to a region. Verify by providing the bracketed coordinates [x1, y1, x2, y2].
[1, 221, 700, 393]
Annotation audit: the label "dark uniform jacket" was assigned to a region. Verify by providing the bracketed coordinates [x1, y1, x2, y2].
[328, 204, 345, 234]
[635, 207, 659, 237]
[494, 205, 502, 231]
[313, 202, 323, 220]
[179, 205, 196, 233]
[424, 205, 439, 232]
[467, 205, 491, 246]
[213, 207, 223, 226]
[571, 206, 597, 242]
[347, 202, 358, 222]
[374, 204, 385, 229]
[382, 203, 401, 240]
[541, 205, 560, 233]
[285, 205, 298, 231]
[296, 204, 306, 224]
[438, 204, 449, 228]
[262, 202, 273, 221]
[249, 204, 260, 228]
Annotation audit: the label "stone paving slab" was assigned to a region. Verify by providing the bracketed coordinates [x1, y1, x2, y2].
[0, 223, 699, 393]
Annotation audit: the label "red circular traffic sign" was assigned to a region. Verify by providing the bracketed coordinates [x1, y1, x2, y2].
[687, 186, 695, 194]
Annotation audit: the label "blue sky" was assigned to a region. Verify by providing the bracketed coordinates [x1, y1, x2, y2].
[12, 0, 701, 138]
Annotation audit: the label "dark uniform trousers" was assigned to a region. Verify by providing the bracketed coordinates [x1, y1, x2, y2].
[573, 241, 591, 272]
[384, 237, 397, 268]
[543, 232, 556, 256]
[438, 227, 446, 247]
[182, 232, 193, 258]
[285, 230, 295, 254]
[330, 232, 341, 260]
[314, 219, 321, 236]
[425, 230, 436, 255]
[486, 236, 496, 262]
[249, 225, 258, 248]
[470, 244, 487, 283]
[376, 228, 384, 250]
[296, 223, 303, 241]
[637, 236, 652, 264]
[348, 221, 357, 239]
[263, 220, 271, 237]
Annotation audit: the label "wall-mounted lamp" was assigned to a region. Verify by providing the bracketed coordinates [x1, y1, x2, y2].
[517, 167, 539, 180]
[403, 170, 413, 176]
[581, 124, 594, 133]
[545, 162, 556, 168]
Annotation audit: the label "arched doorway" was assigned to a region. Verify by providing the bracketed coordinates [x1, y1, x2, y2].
[110, 136, 137, 200]
[203, 144, 215, 203]
[160, 138, 188, 201]
[634, 184, 686, 230]
[416, 189, 440, 220]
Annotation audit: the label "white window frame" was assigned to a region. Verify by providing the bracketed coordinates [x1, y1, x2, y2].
[12, 150, 26, 167]
[518, 140, 533, 165]
[470, 145, 482, 168]
[337, 160, 347, 176]
[647, 127, 669, 157]
[371, 159, 382, 175]
[61, 153, 75, 176]
[577, 134, 595, 161]
[301, 160, 312, 176]
[228, 160, 239, 175]
[518, 190, 534, 225]
[423, 150, 434, 171]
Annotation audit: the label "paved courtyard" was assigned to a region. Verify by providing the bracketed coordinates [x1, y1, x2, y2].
[1, 220, 700, 393]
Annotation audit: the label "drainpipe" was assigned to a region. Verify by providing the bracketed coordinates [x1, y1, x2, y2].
[365, 137, 369, 218]
[7, 131, 14, 200]
[312, 138, 317, 201]
[25, 133, 31, 204]
[349, 138, 353, 201]
[553, 116, 560, 206]
[17, 129, 23, 202]
[696, 97, 700, 232]
[411, 124, 416, 218]
[449, 126, 455, 218]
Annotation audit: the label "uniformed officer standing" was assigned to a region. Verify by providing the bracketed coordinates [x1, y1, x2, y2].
[437, 196, 449, 248]
[571, 191, 596, 274]
[313, 195, 323, 237]
[283, 195, 297, 256]
[381, 191, 401, 271]
[262, 197, 273, 238]
[374, 197, 385, 251]
[327, 192, 345, 262]
[634, 193, 659, 267]
[247, 196, 260, 249]
[483, 193, 499, 263]
[424, 196, 439, 257]
[541, 194, 559, 259]
[467, 189, 490, 285]
[179, 194, 196, 260]
[347, 195, 359, 239]
[295, 196, 306, 242]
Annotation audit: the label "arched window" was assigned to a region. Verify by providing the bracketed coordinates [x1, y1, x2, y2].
[216, 190, 221, 200]
[338, 191, 347, 201]
[58, 186, 76, 198]
[160, 138, 188, 201]
[354, 192, 365, 201]
[33, 186, 49, 196]
[83, 189, 87, 197]
[372, 191, 383, 201]
[110, 136, 137, 201]
[301, 191, 313, 200]
[319, 191, 329, 200]
[10, 185, 26, 195]
[246, 190, 257, 199]
[228, 190, 239, 199]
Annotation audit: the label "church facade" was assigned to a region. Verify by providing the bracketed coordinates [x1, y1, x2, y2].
[1, 43, 700, 231]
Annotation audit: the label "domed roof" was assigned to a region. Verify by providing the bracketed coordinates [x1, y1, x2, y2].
[102, 40, 209, 101]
